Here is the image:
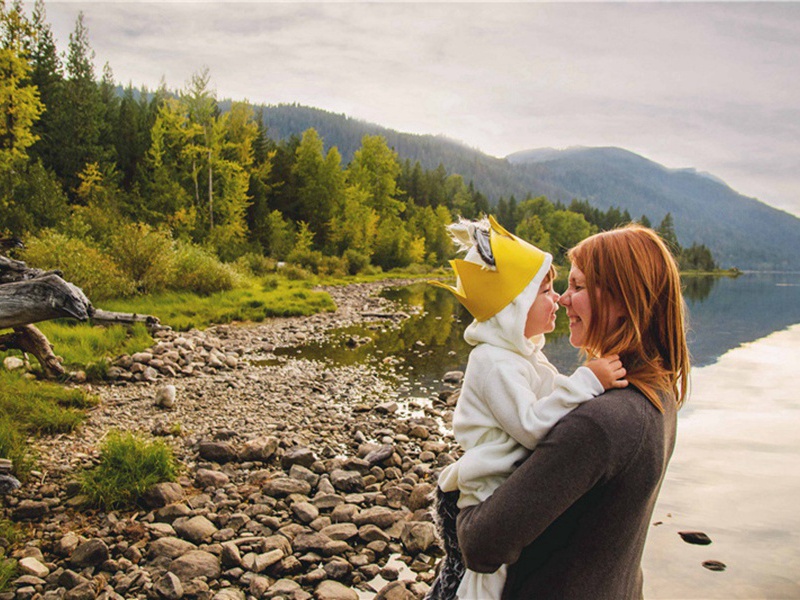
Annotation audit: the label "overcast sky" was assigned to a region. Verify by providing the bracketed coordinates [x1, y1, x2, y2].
[34, 1, 800, 218]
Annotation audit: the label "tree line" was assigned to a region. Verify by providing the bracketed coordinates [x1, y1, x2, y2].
[1, 1, 716, 289]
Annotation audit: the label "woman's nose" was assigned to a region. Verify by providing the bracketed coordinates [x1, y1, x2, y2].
[559, 291, 570, 306]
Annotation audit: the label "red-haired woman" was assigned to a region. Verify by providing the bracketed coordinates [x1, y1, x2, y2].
[456, 224, 690, 599]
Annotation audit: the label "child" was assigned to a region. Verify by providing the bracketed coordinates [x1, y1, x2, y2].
[427, 216, 627, 600]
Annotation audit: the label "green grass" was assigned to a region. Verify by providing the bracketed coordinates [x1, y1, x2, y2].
[80, 430, 180, 510]
[0, 519, 18, 546]
[35, 321, 153, 369]
[318, 265, 449, 287]
[101, 277, 336, 331]
[0, 371, 96, 480]
[0, 558, 16, 593]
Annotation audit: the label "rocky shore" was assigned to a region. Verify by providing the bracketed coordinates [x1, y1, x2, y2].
[1, 280, 464, 600]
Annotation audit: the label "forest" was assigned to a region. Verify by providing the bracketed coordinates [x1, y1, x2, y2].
[1, 1, 717, 303]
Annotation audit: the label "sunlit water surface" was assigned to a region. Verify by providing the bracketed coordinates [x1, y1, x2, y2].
[643, 323, 800, 599]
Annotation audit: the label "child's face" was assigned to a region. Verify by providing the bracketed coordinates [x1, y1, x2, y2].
[524, 276, 560, 338]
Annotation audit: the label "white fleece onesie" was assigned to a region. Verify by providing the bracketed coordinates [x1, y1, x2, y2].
[438, 263, 603, 600]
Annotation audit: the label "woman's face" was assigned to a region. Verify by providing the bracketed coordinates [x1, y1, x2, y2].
[559, 265, 592, 348]
[560, 264, 625, 349]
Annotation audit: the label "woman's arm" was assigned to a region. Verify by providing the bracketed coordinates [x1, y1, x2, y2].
[456, 404, 613, 572]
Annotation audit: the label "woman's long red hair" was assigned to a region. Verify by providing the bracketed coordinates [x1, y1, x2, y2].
[568, 224, 690, 411]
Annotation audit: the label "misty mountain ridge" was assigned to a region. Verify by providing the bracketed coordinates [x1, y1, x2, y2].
[254, 103, 799, 271]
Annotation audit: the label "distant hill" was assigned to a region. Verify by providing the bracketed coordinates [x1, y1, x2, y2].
[257, 103, 800, 271]
[508, 147, 800, 271]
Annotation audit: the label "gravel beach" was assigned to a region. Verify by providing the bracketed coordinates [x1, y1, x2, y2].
[1, 280, 462, 600]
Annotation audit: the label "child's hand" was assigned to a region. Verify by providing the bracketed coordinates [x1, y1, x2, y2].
[587, 354, 628, 390]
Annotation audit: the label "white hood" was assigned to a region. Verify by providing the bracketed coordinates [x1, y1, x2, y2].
[463, 252, 553, 356]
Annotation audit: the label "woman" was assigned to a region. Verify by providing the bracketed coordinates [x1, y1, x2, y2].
[455, 224, 690, 599]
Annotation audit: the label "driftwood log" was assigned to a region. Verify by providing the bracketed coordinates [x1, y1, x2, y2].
[1, 253, 164, 379]
[91, 308, 161, 329]
[0, 273, 93, 329]
[0, 324, 66, 379]
[0, 255, 93, 379]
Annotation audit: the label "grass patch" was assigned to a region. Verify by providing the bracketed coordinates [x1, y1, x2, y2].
[35, 321, 153, 370]
[0, 558, 16, 593]
[101, 277, 336, 331]
[80, 430, 179, 510]
[318, 266, 449, 287]
[0, 519, 18, 545]
[0, 372, 96, 479]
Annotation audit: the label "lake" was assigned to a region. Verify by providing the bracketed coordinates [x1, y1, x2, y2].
[283, 272, 800, 598]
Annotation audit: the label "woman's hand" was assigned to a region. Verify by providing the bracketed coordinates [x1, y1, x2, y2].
[586, 354, 628, 390]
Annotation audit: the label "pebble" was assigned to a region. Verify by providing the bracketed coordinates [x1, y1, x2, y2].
[678, 531, 712, 545]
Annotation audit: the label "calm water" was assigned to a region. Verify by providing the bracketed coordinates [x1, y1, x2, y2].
[281, 272, 800, 598]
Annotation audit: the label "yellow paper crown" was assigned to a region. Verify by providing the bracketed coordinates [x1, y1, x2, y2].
[430, 215, 550, 322]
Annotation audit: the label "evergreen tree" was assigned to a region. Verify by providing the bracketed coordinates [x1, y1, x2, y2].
[115, 84, 148, 191]
[245, 106, 275, 252]
[97, 62, 120, 168]
[52, 12, 105, 196]
[27, 0, 63, 171]
[657, 212, 681, 255]
[680, 243, 717, 271]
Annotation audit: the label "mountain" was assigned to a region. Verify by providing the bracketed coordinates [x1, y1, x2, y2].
[257, 103, 800, 271]
[508, 146, 800, 271]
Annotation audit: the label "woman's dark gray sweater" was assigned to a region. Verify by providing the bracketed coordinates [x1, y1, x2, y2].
[456, 387, 677, 600]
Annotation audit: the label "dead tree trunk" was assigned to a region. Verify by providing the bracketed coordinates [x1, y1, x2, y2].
[1, 254, 165, 379]
[0, 255, 93, 379]
[91, 308, 162, 330]
[0, 274, 92, 329]
[0, 324, 65, 379]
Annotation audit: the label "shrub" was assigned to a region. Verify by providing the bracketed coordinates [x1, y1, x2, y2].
[397, 263, 434, 276]
[343, 249, 370, 275]
[317, 255, 347, 277]
[170, 241, 242, 295]
[234, 252, 277, 277]
[286, 248, 324, 273]
[22, 230, 136, 300]
[0, 558, 17, 593]
[80, 430, 179, 510]
[280, 264, 315, 281]
[361, 264, 384, 276]
[108, 223, 175, 294]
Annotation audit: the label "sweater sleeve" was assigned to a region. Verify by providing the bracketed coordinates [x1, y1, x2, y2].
[456, 404, 614, 572]
[483, 362, 604, 451]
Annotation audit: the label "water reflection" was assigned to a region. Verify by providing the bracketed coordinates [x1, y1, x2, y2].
[643, 324, 800, 599]
[683, 275, 719, 302]
[274, 272, 800, 396]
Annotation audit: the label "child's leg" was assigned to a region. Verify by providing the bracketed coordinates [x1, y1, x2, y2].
[426, 487, 465, 600]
